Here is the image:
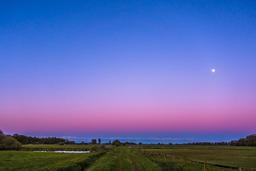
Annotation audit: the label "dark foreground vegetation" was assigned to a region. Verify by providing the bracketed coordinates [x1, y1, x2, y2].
[0, 150, 103, 171]
[0, 130, 21, 150]
[1, 130, 256, 171]
[0, 144, 256, 171]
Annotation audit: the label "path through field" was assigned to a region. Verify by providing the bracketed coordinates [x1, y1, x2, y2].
[86, 147, 161, 171]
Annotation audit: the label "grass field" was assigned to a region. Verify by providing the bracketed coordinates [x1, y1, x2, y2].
[22, 144, 110, 151]
[0, 151, 100, 171]
[87, 147, 161, 171]
[0, 144, 256, 171]
[140, 145, 256, 170]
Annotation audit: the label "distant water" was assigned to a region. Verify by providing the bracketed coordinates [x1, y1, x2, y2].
[64, 137, 193, 144]
[61, 134, 244, 144]
[26, 133, 247, 144]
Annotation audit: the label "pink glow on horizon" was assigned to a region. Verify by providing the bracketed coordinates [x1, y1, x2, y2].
[1, 100, 255, 134]
[1, 76, 256, 134]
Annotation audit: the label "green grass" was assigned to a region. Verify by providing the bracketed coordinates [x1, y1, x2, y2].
[22, 144, 109, 151]
[87, 147, 161, 171]
[1, 145, 256, 171]
[140, 145, 256, 170]
[145, 155, 230, 171]
[0, 151, 99, 171]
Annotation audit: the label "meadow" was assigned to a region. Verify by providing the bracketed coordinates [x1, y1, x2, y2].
[87, 147, 161, 171]
[0, 144, 255, 171]
[139, 145, 256, 170]
[21, 144, 108, 152]
[0, 150, 102, 171]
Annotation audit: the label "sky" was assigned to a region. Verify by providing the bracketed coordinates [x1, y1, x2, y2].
[0, 0, 256, 141]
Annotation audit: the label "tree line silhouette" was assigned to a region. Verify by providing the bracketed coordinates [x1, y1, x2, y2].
[1, 129, 256, 151]
[12, 134, 75, 145]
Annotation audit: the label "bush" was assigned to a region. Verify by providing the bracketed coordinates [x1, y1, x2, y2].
[112, 140, 121, 146]
[0, 130, 21, 150]
[0, 130, 5, 141]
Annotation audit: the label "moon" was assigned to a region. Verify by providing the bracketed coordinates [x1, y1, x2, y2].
[211, 68, 216, 73]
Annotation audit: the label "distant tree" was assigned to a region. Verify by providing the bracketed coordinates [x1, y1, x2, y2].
[231, 134, 256, 146]
[91, 139, 97, 144]
[246, 135, 256, 146]
[112, 140, 121, 146]
[98, 138, 101, 144]
[58, 142, 65, 145]
[0, 130, 4, 140]
[123, 141, 136, 145]
[0, 131, 21, 150]
[181, 134, 256, 146]
[12, 134, 74, 145]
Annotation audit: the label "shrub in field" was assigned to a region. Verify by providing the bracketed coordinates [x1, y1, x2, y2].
[0, 130, 21, 150]
[112, 140, 121, 146]
[90, 145, 107, 152]
[91, 139, 97, 144]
